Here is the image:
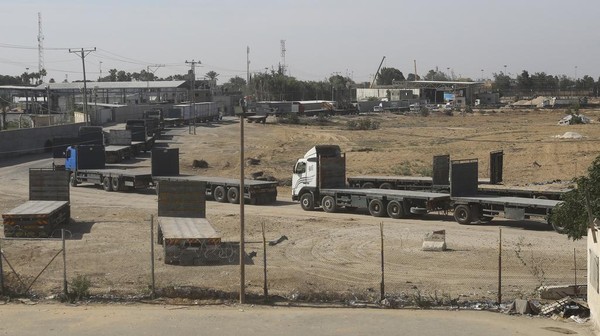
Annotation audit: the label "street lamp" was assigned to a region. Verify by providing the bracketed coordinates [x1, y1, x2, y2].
[480, 69, 484, 81]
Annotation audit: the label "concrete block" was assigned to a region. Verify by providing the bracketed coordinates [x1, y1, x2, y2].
[422, 230, 447, 251]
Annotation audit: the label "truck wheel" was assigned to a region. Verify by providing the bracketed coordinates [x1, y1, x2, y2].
[214, 186, 227, 202]
[70, 174, 78, 187]
[227, 187, 240, 204]
[380, 183, 393, 189]
[102, 177, 113, 191]
[111, 177, 122, 192]
[454, 205, 472, 224]
[368, 199, 387, 217]
[549, 217, 566, 234]
[321, 196, 338, 213]
[362, 182, 375, 189]
[300, 193, 315, 211]
[387, 200, 405, 219]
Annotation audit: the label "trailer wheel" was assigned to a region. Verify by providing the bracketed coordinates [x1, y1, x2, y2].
[300, 193, 315, 211]
[380, 183, 393, 189]
[69, 174, 78, 187]
[111, 177, 122, 192]
[387, 200, 405, 219]
[102, 177, 113, 191]
[227, 187, 240, 204]
[321, 196, 338, 213]
[549, 217, 566, 234]
[454, 205, 472, 224]
[214, 186, 227, 202]
[362, 182, 375, 189]
[368, 199, 387, 217]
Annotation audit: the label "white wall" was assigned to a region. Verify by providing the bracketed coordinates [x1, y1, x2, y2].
[588, 228, 600, 331]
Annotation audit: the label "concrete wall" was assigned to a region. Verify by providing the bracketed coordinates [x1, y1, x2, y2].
[588, 229, 600, 331]
[0, 123, 84, 160]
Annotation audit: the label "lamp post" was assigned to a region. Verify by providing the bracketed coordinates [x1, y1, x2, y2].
[480, 69, 484, 82]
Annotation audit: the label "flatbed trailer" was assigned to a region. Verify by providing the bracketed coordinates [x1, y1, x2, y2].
[154, 175, 278, 205]
[156, 180, 240, 265]
[448, 159, 563, 231]
[2, 169, 70, 238]
[315, 187, 450, 218]
[163, 117, 183, 127]
[72, 167, 153, 192]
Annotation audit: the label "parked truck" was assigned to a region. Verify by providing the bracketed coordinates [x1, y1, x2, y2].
[292, 145, 450, 217]
[2, 169, 70, 238]
[66, 144, 154, 192]
[151, 148, 278, 205]
[156, 180, 240, 265]
[448, 158, 562, 230]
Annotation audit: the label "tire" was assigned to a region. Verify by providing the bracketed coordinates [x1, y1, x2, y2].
[102, 177, 113, 191]
[214, 186, 227, 203]
[368, 199, 387, 217]
[387, 200, 405, 219]
[70, 174, 78, 187]
[227, 187, 240, 204]
[111, 177, 122, 192]
[300, 193, 315, 211]
[362, 182, 375, 189]
[321, 195, 338, 213]
[380, 183, 393, 189]
[549, 217, 566, 234]
[454, 205, 472, 224]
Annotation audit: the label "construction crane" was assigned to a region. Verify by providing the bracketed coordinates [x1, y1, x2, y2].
[370, 56, 386, 88]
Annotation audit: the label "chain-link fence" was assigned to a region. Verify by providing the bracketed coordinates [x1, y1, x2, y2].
[0, 218, 586, 306]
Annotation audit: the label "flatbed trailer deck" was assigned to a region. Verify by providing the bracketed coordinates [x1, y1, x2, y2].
[2, 201, 70, 237]
[154, 175, 278, 205]
[72, 167, 153, 191]
[309, 187, 451, 218]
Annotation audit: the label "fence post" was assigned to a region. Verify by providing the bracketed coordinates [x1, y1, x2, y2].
[574, 248, 578, 297]
[497, 227, 502, 304]
[150, 215, 156, 299]
[262, 223, 268, 301]
[380, 222, 385, 302]
[0, 239, 3, 295]
[62, 229, 68, 298]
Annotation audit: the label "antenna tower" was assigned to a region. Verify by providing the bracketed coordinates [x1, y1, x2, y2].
[280, 40, 286, 75]
[37, 12, 44, 80]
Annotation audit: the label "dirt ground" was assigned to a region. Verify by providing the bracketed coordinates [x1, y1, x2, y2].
[0, 108, 597, 303]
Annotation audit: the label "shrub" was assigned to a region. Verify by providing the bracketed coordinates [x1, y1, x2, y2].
[346, 118, 380, 130]
[68, 274, 91, 302]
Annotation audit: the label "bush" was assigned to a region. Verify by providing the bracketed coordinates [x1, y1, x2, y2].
[277, 113, 300, 124]
[68, 274, 91, 302]
[346, 118, 380, 130]
[419, 107, 430, 117]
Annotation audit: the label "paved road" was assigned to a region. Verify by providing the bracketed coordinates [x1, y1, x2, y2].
[0, 303, 594, 336]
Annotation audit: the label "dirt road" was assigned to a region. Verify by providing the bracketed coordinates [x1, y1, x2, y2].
[0, 303, 594, 336]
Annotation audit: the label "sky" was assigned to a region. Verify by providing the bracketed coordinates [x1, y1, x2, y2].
[0, 0, 598, 84]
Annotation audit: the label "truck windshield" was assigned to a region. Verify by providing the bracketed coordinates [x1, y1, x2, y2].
[294, 162, 306, 174]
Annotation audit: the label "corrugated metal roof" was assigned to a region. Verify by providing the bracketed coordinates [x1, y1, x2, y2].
[36, 80, 186, 90]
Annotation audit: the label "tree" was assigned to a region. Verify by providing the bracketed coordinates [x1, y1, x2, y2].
[492, 72, 511, 92]
[517, 70, 533, 92]
[377, 67, 404, 85]
[221, 76, 246, 93]
[205, 71, 219, 82]
[424, 69, 449, 81]
[550, 154, 600, 239]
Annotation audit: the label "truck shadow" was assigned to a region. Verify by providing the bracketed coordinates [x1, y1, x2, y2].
[51, 220, 95, 240]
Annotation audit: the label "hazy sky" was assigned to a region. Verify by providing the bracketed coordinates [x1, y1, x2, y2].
[1, 0, 598, 84]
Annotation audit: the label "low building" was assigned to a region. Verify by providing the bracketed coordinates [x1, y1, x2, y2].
[356, 80, 482, 106]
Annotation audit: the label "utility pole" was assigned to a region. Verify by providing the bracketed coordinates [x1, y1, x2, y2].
[146, 64, 165, 103]
[186, 60, 200, 134]
[37, 12, 44, 82]
[69, 47, 96, 125]
[246, 46, 251, 93]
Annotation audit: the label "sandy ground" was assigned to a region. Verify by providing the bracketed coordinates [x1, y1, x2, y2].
[0, 108, 597, 302]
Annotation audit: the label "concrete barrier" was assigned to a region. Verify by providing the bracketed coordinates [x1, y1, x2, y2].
[0, 123, 84, 160]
